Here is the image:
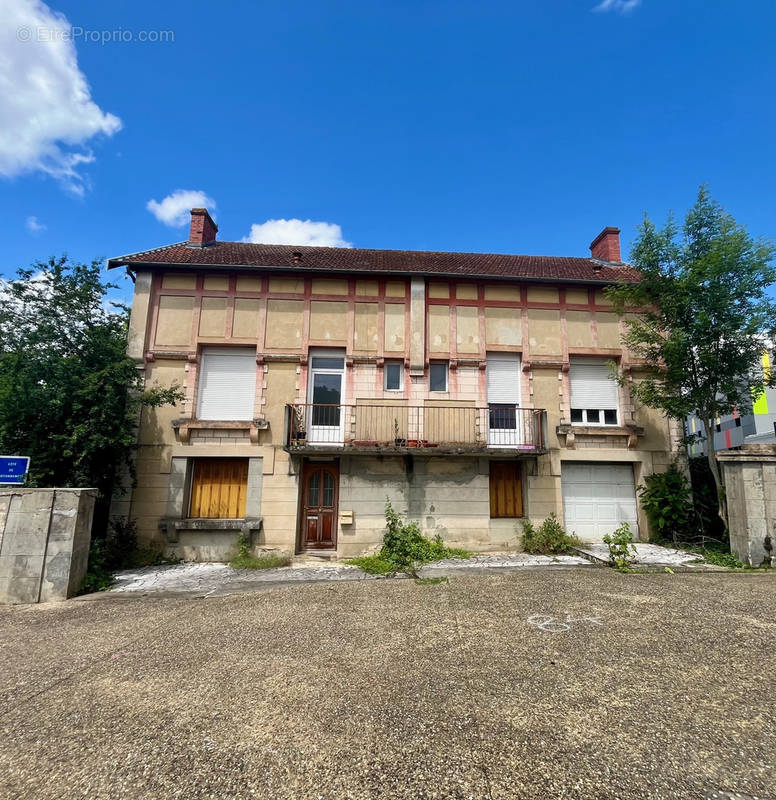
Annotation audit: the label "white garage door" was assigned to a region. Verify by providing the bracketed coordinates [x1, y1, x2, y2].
[561, 463, 639, 542]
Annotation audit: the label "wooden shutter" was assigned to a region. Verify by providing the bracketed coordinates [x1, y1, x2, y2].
[489, 461, 523, 518]
[189, 458, 248, 518]
[569, 359, 618, 409]
[197, 348, 257, 421]
[487, 353, 521, 404]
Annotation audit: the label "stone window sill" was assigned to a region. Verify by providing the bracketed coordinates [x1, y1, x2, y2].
[159, 517, 262, 543]
[556, 422, 643, 450]
[172, 418, 268, 444]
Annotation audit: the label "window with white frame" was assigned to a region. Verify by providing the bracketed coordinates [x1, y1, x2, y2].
[197, 348, 257, 421]
[384, 361, 404, 391]
[429, 361, 448, 392]
[569, 359, 619, 426]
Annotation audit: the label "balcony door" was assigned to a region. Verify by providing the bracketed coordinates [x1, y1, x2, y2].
[307, 350, 346, 445]
[487, 353, 522, 447]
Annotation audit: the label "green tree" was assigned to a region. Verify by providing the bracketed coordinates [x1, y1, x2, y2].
[0, 256, 182, 534]
[607, 187, 776, 529]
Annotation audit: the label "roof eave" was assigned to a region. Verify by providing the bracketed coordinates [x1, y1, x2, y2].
[105, 259, 638, 285]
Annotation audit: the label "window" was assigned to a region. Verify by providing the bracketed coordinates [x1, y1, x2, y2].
[489, 461, 523, 518]
[197, 348, 257, 421]
[735, 417, 742, 427]
[384, 361, 403, 391]
[189, 458, 248, 518]
[308, 349, 345, 433]
[486, 353, 521, 446]
[429, 362, 448, 392]
[569, 359, 619, 426]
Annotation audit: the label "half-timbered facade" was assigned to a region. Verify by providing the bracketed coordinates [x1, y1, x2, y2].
[108, 209, 679, 560]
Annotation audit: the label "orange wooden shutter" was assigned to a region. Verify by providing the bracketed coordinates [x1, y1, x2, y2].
[489, 461, 523, 518]
[189, 458, 248, 518]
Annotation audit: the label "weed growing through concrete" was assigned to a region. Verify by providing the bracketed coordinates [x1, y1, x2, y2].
[415, 577, 448, 586]
[603, 522, 637, 572]
[346, 500, 470, 575]
[230, 533, 292, 570]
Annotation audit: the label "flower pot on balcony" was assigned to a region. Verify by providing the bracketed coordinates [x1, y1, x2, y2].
[408, 439, 428, 448]
[394, 438, 408, 447]
[292, 431, 307, 441]
[352, 439, 377, 447]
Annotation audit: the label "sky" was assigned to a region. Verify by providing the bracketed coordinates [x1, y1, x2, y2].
[1, 0, 775, 302]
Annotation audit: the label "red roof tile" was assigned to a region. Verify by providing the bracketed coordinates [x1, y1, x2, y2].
[107, 241, 640, 284]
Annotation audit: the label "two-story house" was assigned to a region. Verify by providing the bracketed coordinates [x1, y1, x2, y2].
[107, 209, 679, 561]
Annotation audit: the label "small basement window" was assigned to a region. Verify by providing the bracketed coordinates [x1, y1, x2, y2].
[429, 362, 448, 392]
[189, 458, 248, 518]
[384, 361, 404, 391]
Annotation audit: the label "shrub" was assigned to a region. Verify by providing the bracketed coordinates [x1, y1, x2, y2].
[103, 517, 138, 570]
[80, 539, 114, 594]
[346, 500, 471, 575]
[521, 514, 581, 555]
[638, 464, 693, 543]
[603, 522, 637, 571]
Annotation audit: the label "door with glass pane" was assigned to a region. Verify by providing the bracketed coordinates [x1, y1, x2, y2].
[307, 352, 345, 445]
[487, 353, 522, 447]
[300, 461, 339, 550]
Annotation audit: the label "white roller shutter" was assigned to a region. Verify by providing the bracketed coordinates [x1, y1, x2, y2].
[197, 348, 257, 421]
[569, 360, 618, 409]
[487, 353, 521, 404]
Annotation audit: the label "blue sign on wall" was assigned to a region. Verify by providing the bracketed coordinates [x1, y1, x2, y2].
[0, 457, 30, 485]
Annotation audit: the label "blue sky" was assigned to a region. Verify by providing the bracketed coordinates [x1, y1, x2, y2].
[2, 0, 775, 300]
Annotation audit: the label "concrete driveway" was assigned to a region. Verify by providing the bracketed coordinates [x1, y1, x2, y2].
[1, 570, 774, 800]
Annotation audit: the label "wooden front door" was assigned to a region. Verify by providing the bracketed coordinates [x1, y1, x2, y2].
[300, 461, 339, 550]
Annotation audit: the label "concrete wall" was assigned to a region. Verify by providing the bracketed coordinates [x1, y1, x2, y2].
[0, 488, 95, 604]
[718, 445, 776, 567]
[337, 455, 519, 557]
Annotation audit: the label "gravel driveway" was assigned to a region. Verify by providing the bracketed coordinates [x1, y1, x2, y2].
[1, 570, 774, 799]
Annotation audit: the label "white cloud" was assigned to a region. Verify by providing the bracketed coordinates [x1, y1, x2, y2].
[243, 219, 352, 248]
[0, 0, 122, 194]
[147, 190, 216, 227]
[25, 215, 46, 234]
[592, 0, 641, 13]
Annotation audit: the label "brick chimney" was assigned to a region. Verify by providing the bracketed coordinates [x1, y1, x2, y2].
[188, 208, 218, 247]
[589, 226, 621, 263]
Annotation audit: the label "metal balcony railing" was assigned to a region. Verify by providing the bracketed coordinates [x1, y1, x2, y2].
[284, 403, 546, 452]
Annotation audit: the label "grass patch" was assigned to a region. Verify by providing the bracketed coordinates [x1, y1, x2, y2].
[345, 554, 396, 575]
[230, 532, 291, 570]
[230, 551, 292, 570]
[345, 500, 471, 575]
[521, 514, 582, 555]
[665, 540, 747, 569]
[415, 576, 448, 586]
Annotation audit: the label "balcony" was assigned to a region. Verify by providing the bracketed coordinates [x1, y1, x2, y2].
[284, 403, 547, 456]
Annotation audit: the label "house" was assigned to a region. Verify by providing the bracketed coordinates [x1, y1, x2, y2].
[685, 350, 776, 456]
[107, 209, 680, 561]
